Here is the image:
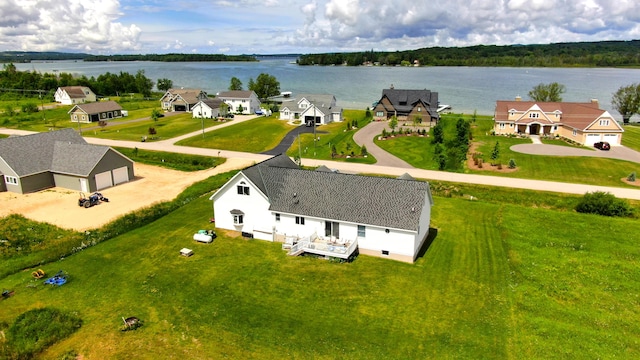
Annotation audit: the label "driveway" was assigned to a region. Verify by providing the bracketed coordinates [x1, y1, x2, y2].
[353, 121, 414, 168]
[511, 143, 640, 164]
[262, 124, 327, 156]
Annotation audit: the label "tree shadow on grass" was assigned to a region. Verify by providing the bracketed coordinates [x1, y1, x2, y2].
[415, 227, 438, 260]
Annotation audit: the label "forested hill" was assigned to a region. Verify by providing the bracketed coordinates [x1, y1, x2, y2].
[0, 51, 89, 63]
[297, 40, 640, 67]
[83, 54, 257, 62]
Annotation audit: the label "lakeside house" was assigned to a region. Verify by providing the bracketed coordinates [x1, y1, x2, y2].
[372, 87, 440, 124]
[160, 88, 208, 112]
[0, 129, 134, 194]
[216, 91, 261, 115]
[493, 98, 624, 146]
[54, 86, 97, 105]
[210, 154, 434, 263]
[192, 98, 224, 119]
[279, 93, 343, 125]
[68, 101, 123, 123]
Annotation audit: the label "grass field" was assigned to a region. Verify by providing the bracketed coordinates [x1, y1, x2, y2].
[1, 182, 639, 359]
[622, 124, 640, 151]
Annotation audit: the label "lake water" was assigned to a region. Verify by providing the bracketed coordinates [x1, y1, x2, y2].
[16, 59, 640, 116]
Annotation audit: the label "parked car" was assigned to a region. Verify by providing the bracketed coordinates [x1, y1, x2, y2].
[594, 141, 610, 150]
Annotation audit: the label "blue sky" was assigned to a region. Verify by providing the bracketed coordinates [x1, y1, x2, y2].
[1, 0, 640, 54]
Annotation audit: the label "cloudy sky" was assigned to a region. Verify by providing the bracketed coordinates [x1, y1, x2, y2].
[1, 0, 639, 55]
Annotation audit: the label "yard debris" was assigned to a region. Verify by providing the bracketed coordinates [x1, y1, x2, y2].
[121, 316, 143, 331]
[32, 269, 46, 279]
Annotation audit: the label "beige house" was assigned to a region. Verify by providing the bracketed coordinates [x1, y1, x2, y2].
[160, 88, 208, 112]
[493, 99, 624, 146]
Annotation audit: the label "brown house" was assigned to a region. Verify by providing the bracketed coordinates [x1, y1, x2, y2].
[68, 101, 123, 123]
[372, 88, 440, 124]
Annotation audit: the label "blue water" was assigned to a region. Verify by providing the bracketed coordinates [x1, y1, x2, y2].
[16, 59, 640, 116]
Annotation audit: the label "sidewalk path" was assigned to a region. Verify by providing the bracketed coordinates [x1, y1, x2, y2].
[2, 124, 640, 200]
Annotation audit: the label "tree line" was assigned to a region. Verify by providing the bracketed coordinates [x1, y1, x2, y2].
[84, 53, 257, 62]
[0, 63, 154, 98]
[297, 40, 640, 67]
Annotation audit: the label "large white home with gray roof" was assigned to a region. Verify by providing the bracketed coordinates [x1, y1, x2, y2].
[0, 129, 134, 194]
[210, 154, 433, 263]
[279, 94, 343, 125]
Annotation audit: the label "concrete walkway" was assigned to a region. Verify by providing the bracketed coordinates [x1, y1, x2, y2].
[3, 123, 640, 200]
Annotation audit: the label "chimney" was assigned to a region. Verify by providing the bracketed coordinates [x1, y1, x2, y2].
[515, 96, 522, 101]
[591, 99, 599, 107]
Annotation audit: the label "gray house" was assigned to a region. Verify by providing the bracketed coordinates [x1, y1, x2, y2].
[0, 129, 134, 194]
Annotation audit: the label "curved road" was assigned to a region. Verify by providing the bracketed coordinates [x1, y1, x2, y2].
[2, 120, 640, 200]
[353, 121, 414, 168]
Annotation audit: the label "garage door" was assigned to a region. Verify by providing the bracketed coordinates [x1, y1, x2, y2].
[584, 134, 601, 146]
[603, 134, 619, 146]
[95, 171, 113, 190]
[113, 166, 130, 185]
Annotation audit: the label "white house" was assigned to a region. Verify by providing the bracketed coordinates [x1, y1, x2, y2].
[210, 154, 434, 263]
[279, 94, 343, 125]
[54, 86, 97, 105]
[192, 98, 224, 119]
[216, 91, 261, 115]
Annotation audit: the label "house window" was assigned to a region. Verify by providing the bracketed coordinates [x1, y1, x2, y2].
[529, 113, 539, 118]
[237, 185, 249, 195]
[376, 111, 384, 117]
[417, 107, 422, 112]
[357, 225, 366, 238]
[82, 115, 86, 121]
[381, 250, 390, 256]
[295, 216, 305, 225]
[599, 119, 610, 126]
[499, 123, 505, 129]
[572, 129, 577, 136]
[101, 113, 106, 119]
[509, 124, 513, 127]
[233, 214, 244, 224]
[275, 213, 280, 222]
[73, 114, 78, 121]
[4, 175, 17, 185]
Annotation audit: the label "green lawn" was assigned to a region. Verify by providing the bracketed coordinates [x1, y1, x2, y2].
[82, 112, 222, 142]
[622, 124, 640, 151]
[287, 110, 376, 164]
[1, 186, 638, 359]
[176, 115, 293, 153]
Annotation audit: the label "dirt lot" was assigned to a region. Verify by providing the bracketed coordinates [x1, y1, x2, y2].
[0, 159, 253, 231]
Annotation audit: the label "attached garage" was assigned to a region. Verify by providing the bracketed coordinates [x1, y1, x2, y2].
[584, 133, 601, 146]
[95, 171, 114, 190]
[603, 133, 620, 146]
[113, 166, 130, 185]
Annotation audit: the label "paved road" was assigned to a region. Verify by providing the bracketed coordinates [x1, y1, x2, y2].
[262, 124, 327, 156]
[353, 121, 414, 168]
[3, 122, 640, 200]
[512, 143, 640, 163]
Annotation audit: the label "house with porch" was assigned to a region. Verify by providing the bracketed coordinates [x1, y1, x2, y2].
[54, 86, 97, 105]
[216, 90, 261, 115]
[372, 87, 440, 124]
[0, 129, 134, 194]
[279, 94, 343, 125]
[160, 88, 208, 112]
[493, 98, 624, 146]
[192, 98, 224, 119]
[210, 154, 434, 263]
[68, 101, 123, 123]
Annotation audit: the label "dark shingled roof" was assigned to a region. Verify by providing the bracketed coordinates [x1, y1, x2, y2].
[69, 101, 122, 115]
[241, 154, 431, 231]
[0, 128, 87, 176]
[315, 165, 333, 172]
[380, 88, 439, 119]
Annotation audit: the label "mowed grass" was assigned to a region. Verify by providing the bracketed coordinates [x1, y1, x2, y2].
[376, 116, 640, 187]
[622, 124, 640, 152]
[82, 112, 220, 142]
[1, 194, 639, 358]
[287, 110, 376, 164]
[176, 115, 293, 153]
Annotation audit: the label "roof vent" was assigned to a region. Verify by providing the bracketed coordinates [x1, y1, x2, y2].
[411, 207, 416, 212]
[293, 192, 297, 197]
